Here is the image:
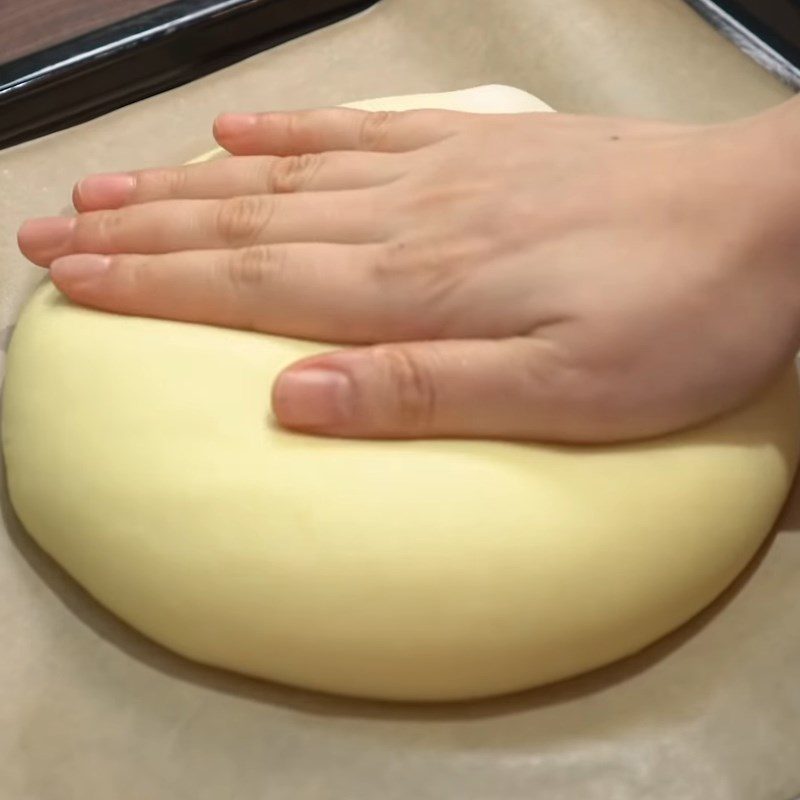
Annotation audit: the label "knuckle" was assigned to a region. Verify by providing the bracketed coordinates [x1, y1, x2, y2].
[138, 168, 187, 198]
[521, 341, 582, 402]
[267, 153, 323, 194]
[79, 210, 123, 249]
[405, 179, 490, 218]
[371, 239, 474, 338]
[118, 254, 150, 290]
[215, 196, 271, 245]
[522, 339, 622, 424]
[411, 240, 473, 299]
[279, 113, 304, 143]
[358, 110, 397, 151]
[373, 346, 438, 431]
[373, 237, 472, 285]
[222, 245, 285, 290]
[163, 167, 190, 196]
[371, 240, 412, 283]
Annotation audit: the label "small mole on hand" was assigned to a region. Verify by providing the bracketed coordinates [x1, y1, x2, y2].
[609, 135, 620, 141]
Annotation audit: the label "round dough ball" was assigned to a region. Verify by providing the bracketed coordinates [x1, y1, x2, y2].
[3, 86, 799, 702]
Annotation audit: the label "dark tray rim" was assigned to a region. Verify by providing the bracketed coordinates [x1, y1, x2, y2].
[0, 0, 381, 149]
[684, 0, 800, 88]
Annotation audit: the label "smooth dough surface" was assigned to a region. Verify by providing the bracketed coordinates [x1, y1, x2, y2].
[3, 86, 800, 702]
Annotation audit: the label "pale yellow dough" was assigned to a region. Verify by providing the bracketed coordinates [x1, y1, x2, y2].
[3, 86, 799, 702]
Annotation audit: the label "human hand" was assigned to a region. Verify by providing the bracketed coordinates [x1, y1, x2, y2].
[17, 104, 800, 441]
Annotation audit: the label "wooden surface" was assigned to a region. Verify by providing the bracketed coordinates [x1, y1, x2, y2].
[1, 0, 169, 63]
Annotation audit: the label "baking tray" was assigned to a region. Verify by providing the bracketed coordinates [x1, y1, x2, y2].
[0, 0, 380, 149]
[685, 0, 800, 86]
[1, 0, 799, 797]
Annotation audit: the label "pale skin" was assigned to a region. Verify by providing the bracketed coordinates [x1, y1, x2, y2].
[17, 96, 800, 442]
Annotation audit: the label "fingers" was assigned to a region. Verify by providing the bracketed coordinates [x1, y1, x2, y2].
[19, 191, 385, 266]
[72, 152, 407, 211]
[48, 244, 410, 342]
[71, 108, 460, 211]
[213, 107, 461, 156]
[271, 338, 602, 441]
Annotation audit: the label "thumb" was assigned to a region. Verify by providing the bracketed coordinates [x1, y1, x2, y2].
[271, 339, 589, 441]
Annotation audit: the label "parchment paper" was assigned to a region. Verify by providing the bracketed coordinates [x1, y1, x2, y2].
[1, 1, 798, 798]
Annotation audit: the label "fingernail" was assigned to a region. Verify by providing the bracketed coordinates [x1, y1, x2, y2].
[50, 254, 111, 282]
[215, 113, 258, 138]
[17, 217, 75, 251]
[75, 173, 135, 208]
[273, 368, 353, 429]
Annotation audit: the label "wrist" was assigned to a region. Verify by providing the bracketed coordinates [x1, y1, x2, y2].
[715, 98, 800, 338]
